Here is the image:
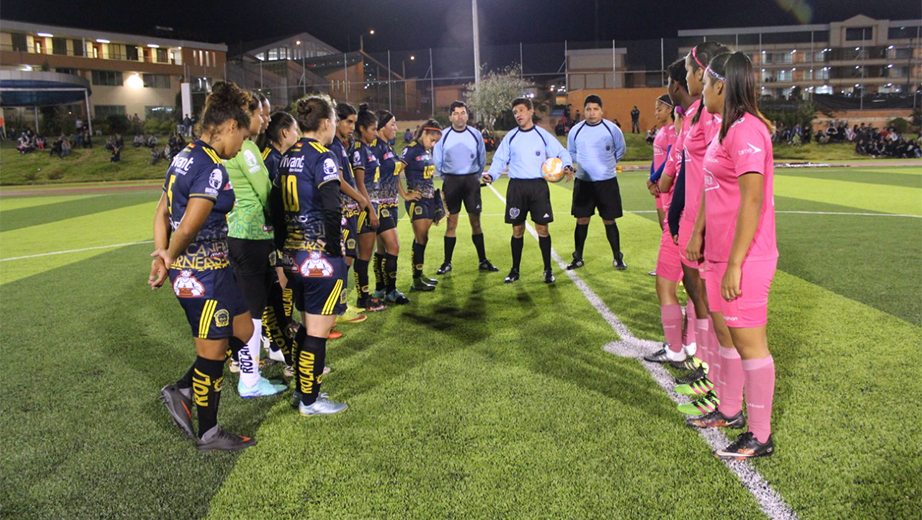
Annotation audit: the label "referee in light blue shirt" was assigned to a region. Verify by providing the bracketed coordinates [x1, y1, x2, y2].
[566, 94, 628, 271]
[483, 97, 574, 284]
[432, 101, 498, 274]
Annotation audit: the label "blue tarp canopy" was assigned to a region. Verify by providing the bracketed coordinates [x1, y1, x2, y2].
[0, 70, 91, 107]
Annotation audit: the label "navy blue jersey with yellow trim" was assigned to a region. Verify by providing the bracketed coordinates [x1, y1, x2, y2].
[330, 136, 359, 214]
[276, 137, 341, 251]
[351, 140, 379, 197]
[400, 142, 436, 198]
[371, 139, 399, 204]
[262, 145, 283, 183]
[163, 140, 234, 270]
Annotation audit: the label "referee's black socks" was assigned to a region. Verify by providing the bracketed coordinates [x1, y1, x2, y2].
[605, 222, 621, 257]
[443, 236, 457, 264]
[472, 233, 487, 262]
[412, 240, 426, 278]
[574, 223, 589, 259]
[191, 356, 224, 437]
[511, 236, 524, 271]
[538, 235, 552, 271]
[297, 335, 326, 406]
[385, 253, 398, 292]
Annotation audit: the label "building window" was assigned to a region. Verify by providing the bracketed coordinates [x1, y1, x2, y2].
[72, 39, 84, 57]
[142, 74, 171, 89]
[156, 48, 168, 63]
[34, 39, 44, 54]
[52, 37, 67, 55]
[91, 70, 124, 86]
[145, 106, 174, 119]
[55, 68, 77, 75]
[845, 27, 873, 41]
[894, 48, 912, 60]
[127, 45, 139, 61]
[888, 67, 909, 78]
[11, 33, 27, 51]
[95, 105, 126, 119]
[107, 44, 123, 60]
[816, 68, 830, 80]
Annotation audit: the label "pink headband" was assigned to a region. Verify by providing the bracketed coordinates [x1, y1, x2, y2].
[706, 66, 725, 82]
[691, 46, 705, 69]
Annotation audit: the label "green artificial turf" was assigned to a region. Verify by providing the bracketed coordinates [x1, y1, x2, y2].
[0, 166, 920, 519]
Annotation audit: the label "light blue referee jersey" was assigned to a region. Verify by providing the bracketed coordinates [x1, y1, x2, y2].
[433, 125, 486, 176]
[486, 125, 573, 180]
[567, 119, 626, 181]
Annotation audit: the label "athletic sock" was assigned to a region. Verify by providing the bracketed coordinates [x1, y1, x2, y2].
[661, 304, 684, 353]
[696, 318, 711, 369]
[472, 233, 487, 262]
[604, 222, 621, 258]
[191, 356, 224, 437]
[297, 335, 327, 406]
[742, 356, 775, 443]
[538, 235, 552, 271]
[573, 223, 589, 259]
[385, 253, 398, 292]
[412, 241, 425, 278]
[263, 282, 294, 365]
[707, 317, 721, 394]
[718, 346, 745, 416]
[373, 253, 386, 292]
[444, 236, 457, 264]
[511, 236, 524, 271]
[355, 258, 370, 298]
[683, 300, 697, 352]
[238, 319, 263, 388]
[229, 336, 244, 363]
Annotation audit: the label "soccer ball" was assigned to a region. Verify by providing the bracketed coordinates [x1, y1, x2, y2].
[542, 157, 565, 182]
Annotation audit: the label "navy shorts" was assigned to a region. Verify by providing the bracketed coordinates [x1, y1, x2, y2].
[375, 203, 398, 233]
[169, 267, 249, 339]
[287, 250, 347, 316]
[405, 197, 438, 221]
[342, 214, 358, 258]
[357, 207, 375, 235]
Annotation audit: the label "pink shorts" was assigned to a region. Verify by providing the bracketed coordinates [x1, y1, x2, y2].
[677, 218, 704, 271]
[655, 193, 665, 210]
[705, 258, 777, 328]
[655, 229, 683, 282]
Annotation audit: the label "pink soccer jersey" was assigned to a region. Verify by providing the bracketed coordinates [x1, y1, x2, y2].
[681, 100, 722, 230]
[702, 113, 778, 263]
[653, 124, 677, 214]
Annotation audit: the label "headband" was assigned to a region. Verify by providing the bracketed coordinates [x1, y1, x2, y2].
[376, 112, 394, 130]
[706, 66, 726, 82]
[422, 126, 441, 133]
[658, 98, 675, 108]
[691, 46, 706, 69]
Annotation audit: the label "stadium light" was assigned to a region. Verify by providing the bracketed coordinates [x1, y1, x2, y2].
[410, 55, 415, 60]
[369, 29, 375, 35]
[127, 73, 144, 88]
[473, 0, 481, 84]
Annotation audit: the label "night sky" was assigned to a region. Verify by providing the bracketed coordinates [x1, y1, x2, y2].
[3, 0, 918, 53]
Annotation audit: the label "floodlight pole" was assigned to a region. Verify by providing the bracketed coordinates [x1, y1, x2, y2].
[473, 0, 481, 85]
[84, 88, 92, 135]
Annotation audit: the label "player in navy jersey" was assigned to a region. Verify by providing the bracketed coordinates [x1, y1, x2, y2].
[271, 95, 348, 416]
[255, 111, 301, 373]
[350, 106, 387, 312]
[371, 109, 411, 305]
[483, 97, 574, 284]
[149, 81, 259, 451]
[331, 102, 376, 322]
[566, 94, 628, 271]
[398, 119, 444, 291]
[432, 101, 498, 274]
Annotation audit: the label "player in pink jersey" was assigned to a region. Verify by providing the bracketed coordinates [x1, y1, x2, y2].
[666, 42, 734, 416]
[644, 61, 700, 374]
[647, 95, 676, 231]
[686, 52, 778, 460]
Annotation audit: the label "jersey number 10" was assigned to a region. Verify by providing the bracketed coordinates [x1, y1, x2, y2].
[283, 175, 299, 212]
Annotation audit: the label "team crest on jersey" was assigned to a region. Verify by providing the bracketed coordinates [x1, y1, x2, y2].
[301, 251, 334, 277]
[208, 168, 223, 190]
[535, 151, 541, 156]
[323, 157, 338, 181]
[173, 270, 205, 298]
[347, 238, 356, 250]
[470, 153, 475, 159]
[214, 309, 230, 327]
[381, 208, 390, 218]
[414, 205, 423, 215]
[509, 207, 520, 218]
[606, 145, 611, 151]
[244, 150, 259, 172]
[703, 168, 720, 192]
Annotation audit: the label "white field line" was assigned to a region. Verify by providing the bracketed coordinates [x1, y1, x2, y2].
[487, 183, 799, 520]
[473, 210, 921, 218]
[0, 240, 153, 262]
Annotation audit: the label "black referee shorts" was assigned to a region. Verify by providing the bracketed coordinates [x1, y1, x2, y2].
[442, 173, 482, 214]
[571, 177, 624, 220]
[505, 178, 553, 225]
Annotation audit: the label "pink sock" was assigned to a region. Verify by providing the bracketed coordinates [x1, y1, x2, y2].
[708, 317, 721, 389]
[696, 318, 710, 368]
[661, 305, 684, 353]
[718, 346, 744, 416]
[742, 356, 776, 443]
[684, 300, 696, 348]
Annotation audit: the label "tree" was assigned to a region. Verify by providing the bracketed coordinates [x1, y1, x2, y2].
[464, 65, 531, 130]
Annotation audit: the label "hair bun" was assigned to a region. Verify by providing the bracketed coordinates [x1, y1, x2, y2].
[358, 103, 369, 112]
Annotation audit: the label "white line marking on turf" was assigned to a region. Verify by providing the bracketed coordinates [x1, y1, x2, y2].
[487, 184, 799, 520]
[0, 241, 153, 262]
[628, 209, 920, 218]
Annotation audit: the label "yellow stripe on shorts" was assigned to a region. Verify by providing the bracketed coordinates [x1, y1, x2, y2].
[322, 279, 344, 315]
[199, 300, 217, 338]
